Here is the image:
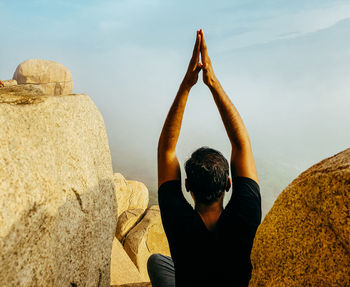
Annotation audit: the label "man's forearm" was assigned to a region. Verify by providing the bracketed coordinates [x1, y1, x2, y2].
[158, 82, 190, 153]
[209, 79, 250, 151]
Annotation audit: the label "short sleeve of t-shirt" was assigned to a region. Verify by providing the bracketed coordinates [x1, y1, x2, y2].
[225, 176, 262, 229]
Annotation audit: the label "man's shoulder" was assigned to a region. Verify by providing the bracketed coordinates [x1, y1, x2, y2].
[158, 179, 193, 215]
[224, 176, 262, 227]
[158, 179, 182, 192]
[158, 179, 182, 203]
[231, 176, 260, 200]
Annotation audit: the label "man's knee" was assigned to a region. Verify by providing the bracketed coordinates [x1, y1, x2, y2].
[148, 253, 175, 287]
[147, 253, 163, 271]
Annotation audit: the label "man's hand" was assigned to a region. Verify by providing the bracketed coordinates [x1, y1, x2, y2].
[182, 30, 202, 89]
[200, 29, 218, 88]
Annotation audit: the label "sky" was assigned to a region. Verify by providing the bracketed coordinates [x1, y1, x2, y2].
[1, 0, 350, 215]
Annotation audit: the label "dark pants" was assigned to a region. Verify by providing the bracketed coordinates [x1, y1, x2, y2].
[147, 253, 175, 287]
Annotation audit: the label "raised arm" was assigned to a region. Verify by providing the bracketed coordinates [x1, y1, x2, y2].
[199, 29, 258, 184]
[157, 31, 202, 188]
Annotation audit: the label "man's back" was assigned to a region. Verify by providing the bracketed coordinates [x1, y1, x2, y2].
[159, 176, 261, 286]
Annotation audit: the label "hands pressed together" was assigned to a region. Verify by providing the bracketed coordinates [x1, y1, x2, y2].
[183, 29, 217, 89]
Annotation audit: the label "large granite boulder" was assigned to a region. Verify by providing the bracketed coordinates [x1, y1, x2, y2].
[123, 205, 171, 281]
[110, 238, 143, 286]
[13, 59, 73, 95]
[249, 149, 350, 286]
[0, 86, 117, 286]
[114, 173, 149, 217]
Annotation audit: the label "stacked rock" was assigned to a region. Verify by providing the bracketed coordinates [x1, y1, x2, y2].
[12, 59, 73, 95]
[0, 59, 172, 287]
[0, 60, 117, 287]
[123, 205, 171, 281]
[112, 173, 171, 285]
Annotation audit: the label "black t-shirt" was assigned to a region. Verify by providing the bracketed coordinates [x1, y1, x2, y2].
[158, 176, 261, 287]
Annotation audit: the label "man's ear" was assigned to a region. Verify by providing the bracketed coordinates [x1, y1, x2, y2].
[185, 178, 190, 192]
[225, 177, 231, 192]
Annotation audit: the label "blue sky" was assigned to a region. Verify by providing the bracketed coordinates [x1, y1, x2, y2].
[1, 0, 350, 214]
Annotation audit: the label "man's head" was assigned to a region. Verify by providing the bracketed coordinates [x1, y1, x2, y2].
[185, 147, 231, 205]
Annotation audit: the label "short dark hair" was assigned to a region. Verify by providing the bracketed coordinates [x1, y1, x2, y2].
[185, 147, 229, 205]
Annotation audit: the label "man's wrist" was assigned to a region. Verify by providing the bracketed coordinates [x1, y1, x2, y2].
[207, 76, 220, 90]
[180, 79, 193, 92]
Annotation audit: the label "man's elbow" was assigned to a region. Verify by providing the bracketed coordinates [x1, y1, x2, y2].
[231, 136, 251, 152]
[158, 147, 176, 161]
[158, 139, 176, 156]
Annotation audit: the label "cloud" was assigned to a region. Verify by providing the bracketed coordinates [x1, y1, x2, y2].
[215, 1, 350, 52]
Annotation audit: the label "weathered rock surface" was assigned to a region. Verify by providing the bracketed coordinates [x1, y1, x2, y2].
[1, 79, 17, 87]
[0, 84, 45, 105]
[124, 205, 170, 281]
[110, 238, 144, 286]
[114, 173, 149, 217]
[116, 209, 145, 242]
[249, 149, 350, 286]
[13, 59, 73, 95]
[0, 89, 117, 286]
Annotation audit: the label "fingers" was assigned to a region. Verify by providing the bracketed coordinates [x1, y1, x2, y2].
[202, 63, 209, 74]
[195, 62, 203, 73]
[191, 30, 201, 66]
[200, 29, 209, 64]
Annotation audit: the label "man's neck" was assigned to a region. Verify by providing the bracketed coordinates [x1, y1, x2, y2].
[195, 200, 224, 214]
[195, 197, 224, 231]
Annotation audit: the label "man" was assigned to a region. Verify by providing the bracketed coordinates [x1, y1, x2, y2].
[148, 29, 261, 287]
